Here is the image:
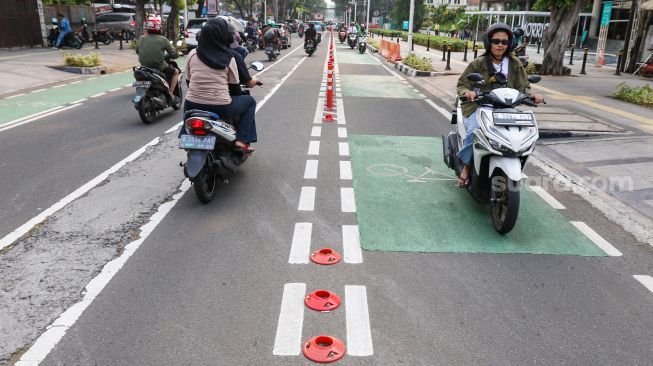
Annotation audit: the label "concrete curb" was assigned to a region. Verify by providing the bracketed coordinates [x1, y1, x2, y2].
[367, 44, 378, 53]
[61, 66, 108, 75]
[394, 61, 458, 77]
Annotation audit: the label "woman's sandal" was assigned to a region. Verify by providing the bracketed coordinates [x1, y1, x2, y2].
[234, 143, 255, 157]
[456, 173, 470, 188]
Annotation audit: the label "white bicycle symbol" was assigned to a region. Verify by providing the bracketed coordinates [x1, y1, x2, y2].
[367, 164, 456, 183]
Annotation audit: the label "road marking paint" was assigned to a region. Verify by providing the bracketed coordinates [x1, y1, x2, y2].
[311, 126, 322, 137]
[418, 93, 426, 98]
[570, 221, 622, 256]
[70, 98, 87, 104]
[342, 225, 362, 263]
[273, 283, 306, 355]
[109, 87, 122, 92]
[339, 142, 349, 156]
[633, 275, 653, 294]
[424, 98, 452, 120]
[289, 223, 312, 264]
[341, 187, 356, 212]
[522, 173, 529, 179]
[70, 80, 82, 84]
[164, 121, 183, 134]
[16, 180, 192, 365]
[299, 186, 316, 211]
[52, 84, 66, 88]
[123, 83, 131, 87]
[30, 88, 46, 93]
[308, 140, 320, 155]
[0, 137, 161, 251]
[345, 285, 373, 356]
[336, 98, 346, 125]
[0, 104, 79, 133]
[338, 127, 347, 138]
[319, 92, 325, 97]
[5, 93, 26, 99]
[253, 43, 304, 77]
[256, 55, 307, 113]
[90, 92, 106, 98]
[529, 186, 565, 209]
[340, 161, 352, 180]
[304, 159, 318, 179]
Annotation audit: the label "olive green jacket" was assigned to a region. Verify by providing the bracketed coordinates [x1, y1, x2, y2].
[456, 54, 530, 117]
[136, 34, 178, 72]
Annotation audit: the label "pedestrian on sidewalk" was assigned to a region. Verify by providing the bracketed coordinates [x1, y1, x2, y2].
[455, 22, 544, 188]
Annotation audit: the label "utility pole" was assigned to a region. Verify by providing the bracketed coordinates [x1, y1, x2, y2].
[366, 0, 370, 29]
[354, 1, 357, 24]
[263, 0, 266, 22]
[407, 0, 414, 50]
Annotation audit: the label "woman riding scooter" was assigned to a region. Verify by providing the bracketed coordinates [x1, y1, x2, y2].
[183, 17, 260, 155]
[456, 23, 544, 187]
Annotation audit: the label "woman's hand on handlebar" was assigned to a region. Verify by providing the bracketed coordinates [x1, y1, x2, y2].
[245, 78, 259, 88]
[463, 91, 476, 101]
[533, 94, 545, 104]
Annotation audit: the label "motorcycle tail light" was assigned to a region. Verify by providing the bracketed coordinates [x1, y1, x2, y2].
[186, 118, 212, 135]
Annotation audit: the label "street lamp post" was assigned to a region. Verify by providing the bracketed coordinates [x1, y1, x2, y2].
[407, 0, 414, 50]
[366, 0, 370, 29]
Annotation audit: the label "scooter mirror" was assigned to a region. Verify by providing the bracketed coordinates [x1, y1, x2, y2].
[467, 73, 484, 83]
[244, 32, 248, 37]
[176, 40, 183, 47]
[250, 61, 264, 71]
[527, 75, 542, 84]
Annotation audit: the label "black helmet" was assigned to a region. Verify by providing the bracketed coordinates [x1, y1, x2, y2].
[484, 22, 513, 54]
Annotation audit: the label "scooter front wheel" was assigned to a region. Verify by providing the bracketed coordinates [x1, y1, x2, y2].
[490, 171, 520, 234]
[193, 152, 217, 203]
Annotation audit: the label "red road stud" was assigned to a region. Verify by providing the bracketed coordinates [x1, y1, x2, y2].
[310, 248, 341, 265]
[303, 336, 346, 363]
[322, 113, 336, 123]
[305, 290, 341, 312]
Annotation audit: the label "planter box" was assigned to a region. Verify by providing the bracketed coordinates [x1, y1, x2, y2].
[394, 62, 457, 77]
[367, 44, 379, 53]
[61, 66, 107, 75]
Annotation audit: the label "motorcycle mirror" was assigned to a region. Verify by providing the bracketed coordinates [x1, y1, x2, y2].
[176, 40, 183, 47]
[467, 73, 484, 83]
[250, 61, 264, 71]
[528, 75, 542, 84]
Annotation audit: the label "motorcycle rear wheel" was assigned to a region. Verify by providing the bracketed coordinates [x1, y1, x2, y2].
[490, 171, 520, 234]
[101, 35, 112, 45]
[138, 98, 157, 124]
[193, 152, 217, 203]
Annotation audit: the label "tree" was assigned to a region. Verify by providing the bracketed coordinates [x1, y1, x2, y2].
[389, 0, 425, 31]
[135, 0, 147, 37]
[625, 4, 653, 72]
[535, 0, 590, 75]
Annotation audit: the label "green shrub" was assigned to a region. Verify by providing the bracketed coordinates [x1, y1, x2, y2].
[612, 82, 653, 107]
[367, 37, 379, 49]
[369, 29, 471, 51]
[402, 53, 434, 72]
[525, 60, 537, 75]
[63, 53, 102, 67]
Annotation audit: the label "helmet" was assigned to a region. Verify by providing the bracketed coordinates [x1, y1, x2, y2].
[484, 22, 513, 53]
[218, 15, 245, 34]
[268, 20, 276, 27]
[144, 18, 163, 34]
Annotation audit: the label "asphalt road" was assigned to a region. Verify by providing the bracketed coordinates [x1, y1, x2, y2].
[2, 33, 652, 365]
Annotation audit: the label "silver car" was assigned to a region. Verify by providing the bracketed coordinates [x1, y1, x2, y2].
[95, 12, 137, 39]
[184, 18, 209, 51]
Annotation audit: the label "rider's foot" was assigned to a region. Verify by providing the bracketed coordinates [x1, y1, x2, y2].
[457, 166, 471, 188]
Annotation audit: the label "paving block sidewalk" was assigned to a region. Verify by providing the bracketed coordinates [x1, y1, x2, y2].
[0, 42, 140, 97]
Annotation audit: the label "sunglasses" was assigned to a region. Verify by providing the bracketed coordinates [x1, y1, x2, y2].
[490, 39, 510, 46]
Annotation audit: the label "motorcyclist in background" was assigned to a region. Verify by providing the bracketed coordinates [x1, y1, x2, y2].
[347, 22, 357, 34]
[262, 21, 282, 55]
[304, 22, 317, 48]
[135, 18, 180, 98]
[53, 13, 72, 49]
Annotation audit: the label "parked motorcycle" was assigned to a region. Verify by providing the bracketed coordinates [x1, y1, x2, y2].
[265, 44, 277, 61]
[95, 29, 114, 45]
[132, 55, 183, 124]
[347, 33, 357, 49]
[514, 44, 529, 66]
[442, 72, 543, 234]
[180, 61, 264, 203]
[358, 34, 367, 54]
[338, 30, 347, 43]
[305, 39, 316, 56]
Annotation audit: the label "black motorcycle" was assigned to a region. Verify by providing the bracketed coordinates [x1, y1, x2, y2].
[47, 22, 83, 49]
[305, 39, 316, 56]
[265, 44, 277, 61]
[180, 61, 264, 203]
[132, 56, 182, 124]
[347, 33, 357, 49]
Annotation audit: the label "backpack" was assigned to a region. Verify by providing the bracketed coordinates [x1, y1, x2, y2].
[264, 28, 276, 41]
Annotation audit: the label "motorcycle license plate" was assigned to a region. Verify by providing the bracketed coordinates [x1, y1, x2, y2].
[179, 134, 216, 150]
[132, 81, 151, 88]
[493, 112, 535, 127]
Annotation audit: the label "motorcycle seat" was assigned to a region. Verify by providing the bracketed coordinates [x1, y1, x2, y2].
[135, 66, 166, 79]
[184, 109, 220, 120]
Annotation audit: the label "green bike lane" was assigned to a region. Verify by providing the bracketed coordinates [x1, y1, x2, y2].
[0, 57, 186, 126]
[334, 42, 606, 257]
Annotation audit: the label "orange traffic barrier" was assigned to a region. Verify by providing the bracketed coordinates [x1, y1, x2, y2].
[389, 42, 402, 63]
[379, 39, 390, 59]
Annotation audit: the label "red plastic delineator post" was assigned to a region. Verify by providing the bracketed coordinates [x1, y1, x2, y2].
[303, 336, 346, 363]
[322, 113, 336, 123]
[310, 248, 341, 265]
[305, 290, 341, 312]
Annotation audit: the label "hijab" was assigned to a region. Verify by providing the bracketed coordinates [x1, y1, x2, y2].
[197, 18, 238, 70]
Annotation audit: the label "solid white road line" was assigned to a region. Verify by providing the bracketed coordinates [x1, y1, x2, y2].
[30, 88, 46, 93]
[345, 285, 373, 356]
[336, 98, 346, 125]
[256, 42, 304, 77]
[164, 121, 183, 134]
[313, 97, 325, 124]
[339, 142, 349, 156]
[340, 161, 352, 180]
[298, 186, 316, 211]
[256, 55, 307, 113]
[16, 180, 192, 365]
[341, 187, 356, 213]
[0, 105, 64, 130]
[342, 225, 363, 264]
[109, 87, 122, 92]
[90, 92, 106, 98]
[570, 221, 623, 256]
[0, 104, 80, 133]
[633, 275, 653, 294]
[338, 127, 347, 138]
[5, 93, 26, 99]
[311, 126, 322, 137]
[273, 283, 306, 356]
[424, 98, 453, 121]
[289, 223, 312, 264]
[304, 159, 319, 179]
[308, 140, 320, 155]
[70, 80, 82, 84]
[529, 186, 566, 209]
[70, 98, 87, 104]
[52, 84, 66, 88]
[0, 137, 160, 251]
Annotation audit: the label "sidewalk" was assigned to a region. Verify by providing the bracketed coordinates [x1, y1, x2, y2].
[0, 42, 139, 97]
[369, 35, 653, 245]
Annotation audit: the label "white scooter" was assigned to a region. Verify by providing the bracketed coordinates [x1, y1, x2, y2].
[442, 72, 543, 234]
[357, 34, 367, 53]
